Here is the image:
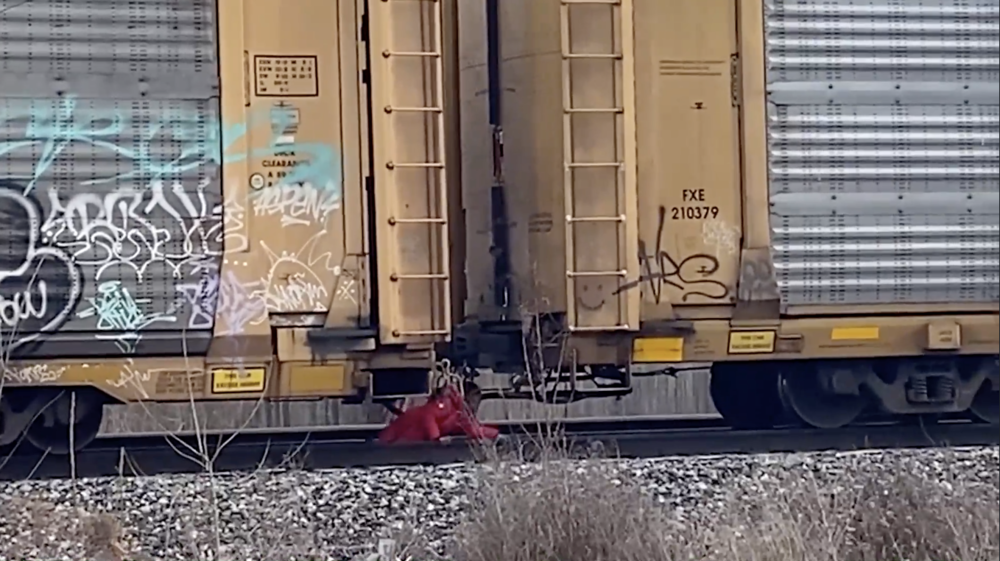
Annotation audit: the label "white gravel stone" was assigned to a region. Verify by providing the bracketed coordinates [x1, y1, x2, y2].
[0, 446, 996, 561]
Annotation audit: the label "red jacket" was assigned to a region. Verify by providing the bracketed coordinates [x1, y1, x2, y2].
[378, 385, 500, 444]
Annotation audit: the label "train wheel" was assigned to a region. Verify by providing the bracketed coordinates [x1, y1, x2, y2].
[0, 390, 48, 448]
[780, 366, 866, 429]
[710, 364, 783, 430]
[24, 389, 103, 454]
[0, 407, 9, 447]
[969, 383, 999, 425]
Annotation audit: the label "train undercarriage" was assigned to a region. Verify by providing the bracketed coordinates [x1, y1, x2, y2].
[0, 387, 105, 455]
[1, 352, 996, 456]
[709, 355, 1000, 430]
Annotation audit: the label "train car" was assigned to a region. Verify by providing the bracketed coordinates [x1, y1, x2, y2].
[463, 0, 1000, 428]
[0, 0, 464, 453]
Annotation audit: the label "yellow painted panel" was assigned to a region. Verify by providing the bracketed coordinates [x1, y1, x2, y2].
[211, 367, 267, 394]
[633, 0, 742, 312]
[728, 330, 775, 354]
[287, 363, 349, 395]
[632, 337, 685, 363]
[830, 326, 880, 341]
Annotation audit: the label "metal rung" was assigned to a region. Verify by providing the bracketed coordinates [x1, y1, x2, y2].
[387, 106, 443, 113]
[566, 215, 625, 223]
[387, 162, 445, 169]
[569, 325, 631, 332]
[567, 269, 627, 278]
[564, 107, 623, 114]
[393, 273, 449, 280]
[566, 161, 624, 168]
[397, 329, 450, 336]
[383, 50, 440, 58]
[377, 0, 453, 343]
[559, 0, 635, 333]
[390, 217, 447, 224]
[563, 53, 621, 60]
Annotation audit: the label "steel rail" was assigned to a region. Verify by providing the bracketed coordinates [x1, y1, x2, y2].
[0, 417, 995, 481]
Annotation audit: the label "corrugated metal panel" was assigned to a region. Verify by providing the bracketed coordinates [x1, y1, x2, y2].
[765, 1, 1000, 307]
[0, 0, 221, 357]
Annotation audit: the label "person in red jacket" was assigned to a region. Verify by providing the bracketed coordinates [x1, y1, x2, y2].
[377, 383, 500, 444]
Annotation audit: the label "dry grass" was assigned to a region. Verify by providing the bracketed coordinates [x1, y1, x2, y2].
[702, 468, 999, 561]
[447, 455, 689, 561]
[0, 496, 129, 561]
[433, 445, 1000, 561]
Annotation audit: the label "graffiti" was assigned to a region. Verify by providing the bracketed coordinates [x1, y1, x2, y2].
[2, 363, 67, 384]
[702, 219, 741, 257]
[220, 186, 249, 253]
[106, 360, 152, 398]
[260, 231, 338, 313]
[736, 249, 781, 303]
[267, 274, 328, 311]
[192, 271, 267, 336]
[0, 90, 345, 354]
[223, 103, 340, 193]
[616, 206, 729, 303]
[0, 184, 82, 352]
[251, 181, 340, 227]
[39, 181, 222, 281]
[335, 272, 359, 305]
[0, 96, 340, 196]
[215, 274, 268, 336]
[175, 274, 220, 331]
[174, 269, 271, 335]
[76, 280, 176, 353]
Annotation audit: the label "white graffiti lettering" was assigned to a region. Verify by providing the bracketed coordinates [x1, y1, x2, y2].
[2, 363, 67, 384]
[702, 219, 741, 258]
[40, 179, 221, 281]
[267, 273, 328, 311]
[219, 183, 248, 253]
[0, 187, 82, 352]
[106, 360, 152, 398]
[251, 182, 340, 227]
[0, 280, 48, 328]
[260, 231, 339, 313]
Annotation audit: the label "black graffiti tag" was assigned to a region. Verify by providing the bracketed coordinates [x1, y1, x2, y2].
[616, 206, 729, 303]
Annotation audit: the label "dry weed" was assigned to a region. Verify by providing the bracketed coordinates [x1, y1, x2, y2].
[0, 496, 130, 561]
[447, 445, 693, 561]
[441, 445, 999, 561]
[707, 468, 998, 561]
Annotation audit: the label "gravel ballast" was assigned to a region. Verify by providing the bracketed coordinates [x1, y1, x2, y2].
[0, 446, 997, 561]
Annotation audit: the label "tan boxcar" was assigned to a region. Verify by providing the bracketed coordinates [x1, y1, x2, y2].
[0, 0, 463, 452]
[487, 0, 999, 427]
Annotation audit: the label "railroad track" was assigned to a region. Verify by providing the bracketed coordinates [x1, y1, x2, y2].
[0, 416, 995, 481]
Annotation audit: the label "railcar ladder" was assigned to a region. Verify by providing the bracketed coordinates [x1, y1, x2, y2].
[370, 0, 452, 343]
[559, 0, 639, 332]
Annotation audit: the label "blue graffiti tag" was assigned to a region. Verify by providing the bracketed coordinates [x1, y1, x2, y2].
[76, 280, 177, 353]
[77, 280, 176, 329]
[0, 95, 340, 196]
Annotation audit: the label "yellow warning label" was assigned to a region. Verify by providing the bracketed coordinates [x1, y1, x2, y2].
[830, 326, 880, 341]
[632, 337, 684, 363]
[728, 330, 776, 354]
[211, 368, 267, 394]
